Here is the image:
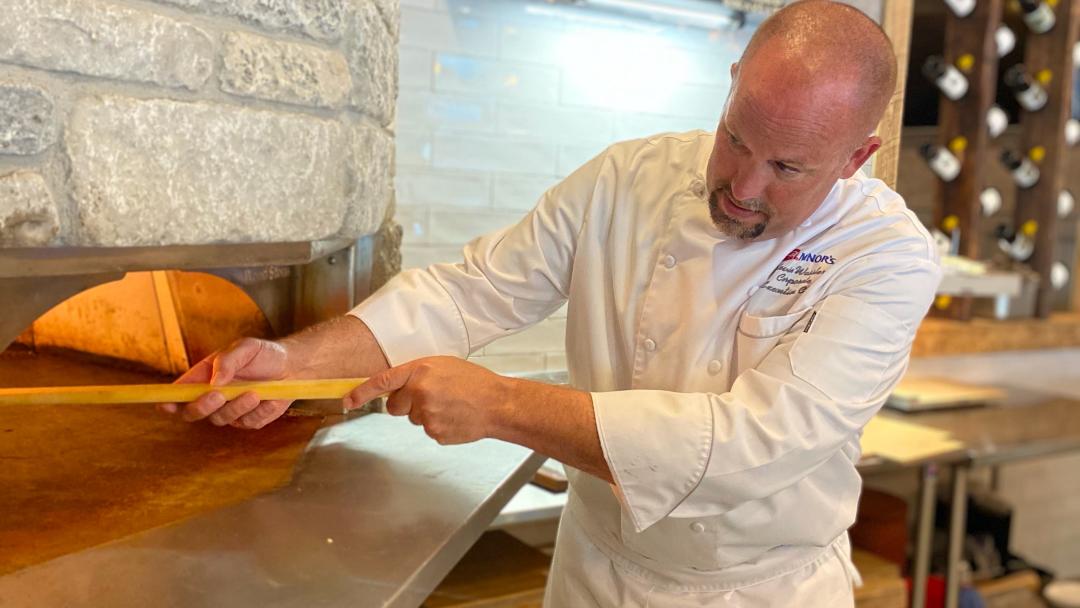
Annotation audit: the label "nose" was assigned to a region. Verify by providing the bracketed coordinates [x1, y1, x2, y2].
[730, 161, 769, 202]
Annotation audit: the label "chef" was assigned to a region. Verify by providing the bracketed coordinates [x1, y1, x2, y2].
[162, 1, 941, 605]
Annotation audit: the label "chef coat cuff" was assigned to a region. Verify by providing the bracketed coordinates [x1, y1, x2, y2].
[592, 390, 714, 532]
[348, 268, 471, 366]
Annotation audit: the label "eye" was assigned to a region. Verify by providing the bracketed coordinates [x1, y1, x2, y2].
[774, 161, 800, 175]
[727, 131, 746, 150]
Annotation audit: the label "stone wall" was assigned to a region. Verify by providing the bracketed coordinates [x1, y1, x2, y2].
[0, 0, 398, 248]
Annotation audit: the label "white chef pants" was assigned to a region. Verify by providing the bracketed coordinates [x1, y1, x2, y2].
[543, 509, 859, 607]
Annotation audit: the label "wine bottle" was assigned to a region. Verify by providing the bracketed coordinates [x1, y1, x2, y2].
[1001, 149, 1039, 188]
[921, 144, 961, 181]
[1005, 65, 1048, 112]
[987, 105, 1008, 138]
[943, 215, 961, 256]
[923, 56, 968, 100]
[996, 221, 1037, 262]
[1018, 0, 1055, 34]
[1066, 119, 1080, 147]
[943, 0, 976, 17]
[1051, 262, 1070, 290]
[980, 187, 1003, 216]
[1059, 190, 1075, 218]
[995, 25, 1016, 57]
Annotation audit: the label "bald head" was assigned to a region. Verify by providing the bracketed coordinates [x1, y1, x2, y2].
[704, 0, 899, 241]
[737, 0, 897, 139]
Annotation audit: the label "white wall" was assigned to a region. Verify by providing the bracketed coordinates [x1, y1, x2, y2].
[396, 0, 757, 373]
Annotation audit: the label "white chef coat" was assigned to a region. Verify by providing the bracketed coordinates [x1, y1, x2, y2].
[351, 130, 941, 606]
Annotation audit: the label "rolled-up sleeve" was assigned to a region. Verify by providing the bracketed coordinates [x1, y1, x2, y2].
[350, 148, 610, 366]
[594, 254, 942, 532]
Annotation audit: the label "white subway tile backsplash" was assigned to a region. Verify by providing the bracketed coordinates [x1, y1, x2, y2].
[614, 114, 714, 142]
[499, 24, 564, 65]
[556, 142, 608, 177]
[394, 0, 749, 388]
[666, 83, 726, 121]
[396, 168, 491, 208]
[497, 102, 613, 142]
[434, 133, 558, 174]
[435, 53, 559, 102]
[651, 17, 759, 54]
[396, 205, 430, 245]
[492, 173, 557, 211]
[396, 131, 434, 167]
[680, 54, 737, 87]
[561, 74, 725, 120]
[402, 7, 499, 57]
[397, 91, 497, 133]
[399, 47, 434, 89]
[425, 0, 533, 19]
[428, 208, 527, 245]
[401, 243, 464, 269]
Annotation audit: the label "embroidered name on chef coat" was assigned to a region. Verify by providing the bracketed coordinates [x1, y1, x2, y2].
[761, 248, 837, 296]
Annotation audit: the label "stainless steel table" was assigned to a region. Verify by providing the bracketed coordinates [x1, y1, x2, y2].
[0, 413, 545, 608]
[889, 392, 1080, 607]
[858, 446, 971, 608]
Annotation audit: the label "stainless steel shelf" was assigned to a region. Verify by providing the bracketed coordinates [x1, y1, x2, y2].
[0, 413, 544, 608]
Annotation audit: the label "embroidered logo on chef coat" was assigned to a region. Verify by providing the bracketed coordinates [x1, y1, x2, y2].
[762, 249, 838, 296]
[782, 248, 836, 265]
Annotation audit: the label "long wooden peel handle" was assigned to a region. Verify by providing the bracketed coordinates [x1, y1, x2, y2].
[0, 378, 369, 406]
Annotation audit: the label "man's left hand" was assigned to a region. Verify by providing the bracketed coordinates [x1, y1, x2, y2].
[345, 356, 515, 445]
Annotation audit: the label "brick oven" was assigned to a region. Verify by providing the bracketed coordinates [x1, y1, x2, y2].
[0, 0, 527, 602]
[0, 0, 400, 368]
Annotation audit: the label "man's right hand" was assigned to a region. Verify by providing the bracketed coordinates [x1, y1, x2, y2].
[158, 338, 294, 429]
[158, 316, 391, 430]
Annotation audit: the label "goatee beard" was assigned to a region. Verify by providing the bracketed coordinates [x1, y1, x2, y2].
[708, 189, 769, 240]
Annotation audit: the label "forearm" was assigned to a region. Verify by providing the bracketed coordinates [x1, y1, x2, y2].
[279, 316, 391, 380]
[492, 378, 614, 484]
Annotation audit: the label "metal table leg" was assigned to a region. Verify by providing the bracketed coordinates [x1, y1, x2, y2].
[912, 463, 938, 608]
[945, 465, 969, 608]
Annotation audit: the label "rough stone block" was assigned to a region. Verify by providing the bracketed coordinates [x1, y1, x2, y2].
[0, 171, 60, 246]
[220, 32, 351, 109]
[346, 0, 398, 126]
[0, 0, 213, 91]
[341, 122, 393, 237]
[371, 0, 400, 40]
[152, 0, 345, 41]
[0, 84, 56, 156]
[66, 96, 349, 246]
[371, 215, 402, 292]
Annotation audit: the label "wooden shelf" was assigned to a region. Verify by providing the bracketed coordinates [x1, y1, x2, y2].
[913, 313, 1080, 356]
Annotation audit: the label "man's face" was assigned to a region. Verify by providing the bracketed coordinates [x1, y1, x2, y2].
[705, 65, 874, 241]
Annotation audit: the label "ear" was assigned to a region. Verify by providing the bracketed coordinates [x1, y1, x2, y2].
[730, 62, 739, 80]
[839, 135, 882, 179]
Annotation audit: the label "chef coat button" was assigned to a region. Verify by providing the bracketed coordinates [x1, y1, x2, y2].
[662, 255, 676, 269]
[707, 360, 723, 375]
[690, 522, 706, 533]
[690, 179, 706, 198]
[643, 338, 657, 352]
